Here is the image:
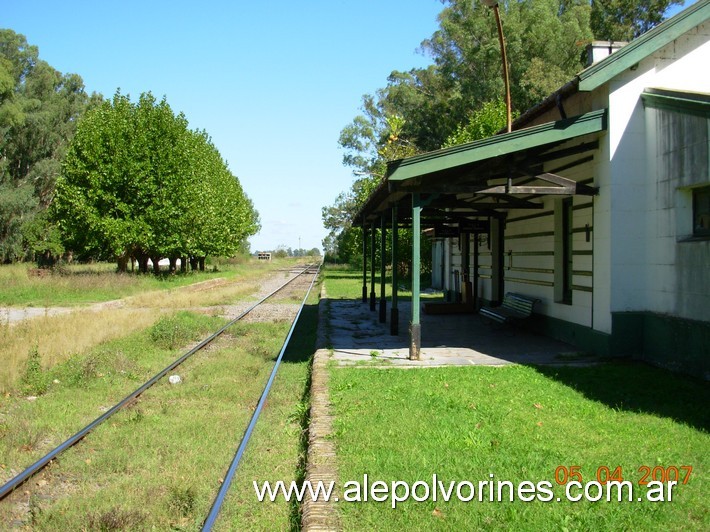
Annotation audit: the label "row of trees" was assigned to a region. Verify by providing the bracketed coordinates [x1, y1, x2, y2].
[1, 29, 260, 271]
[268, 246, 321, 259]
[54, 92, 260, 273]
[323, 0, 683, 264]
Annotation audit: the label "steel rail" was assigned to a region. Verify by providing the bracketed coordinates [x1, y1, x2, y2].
[201, 263, 320, 530]
[0, 264, 316, 501]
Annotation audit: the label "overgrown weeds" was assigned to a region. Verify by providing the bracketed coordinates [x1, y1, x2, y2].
[167, 485, 197, 518]
[19, 346, 50, 396]
[149, 312, 214, 349]
[0, 258, 299, 392]
[0, 259, 273, 307]
[0, 263, 320, 530]
[3, 418, 46, 453]
[85, 507, 146, 531]
[0, 308, 159, 393]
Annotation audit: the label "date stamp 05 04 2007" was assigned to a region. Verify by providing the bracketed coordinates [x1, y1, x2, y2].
[554, 465, 693, 486]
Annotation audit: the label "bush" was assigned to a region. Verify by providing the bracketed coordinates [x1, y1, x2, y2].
[20, 346, 50, 395]
[149, 312, 216, 350]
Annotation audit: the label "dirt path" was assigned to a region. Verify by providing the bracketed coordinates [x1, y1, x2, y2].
[0, 274, 291, 327]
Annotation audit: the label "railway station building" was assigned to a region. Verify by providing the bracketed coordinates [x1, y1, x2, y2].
[354, 2, 710, 378]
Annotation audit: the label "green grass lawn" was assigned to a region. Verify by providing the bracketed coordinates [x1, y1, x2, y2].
[323, 264, 708, 529]
[323, 265, 441, 302]
[329, 363, 709, 530]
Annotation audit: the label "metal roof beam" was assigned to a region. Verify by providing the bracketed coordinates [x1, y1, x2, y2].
[535, 172, 598, 195]
[527, 140, 599, 166]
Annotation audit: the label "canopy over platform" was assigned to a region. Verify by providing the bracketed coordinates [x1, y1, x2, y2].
[355, 109, 608, 360]
[355, 109, 607, 227]
[352, 0, 710, 364]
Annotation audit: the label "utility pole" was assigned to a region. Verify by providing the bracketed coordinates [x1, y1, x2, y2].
[481, 0, 512, 132]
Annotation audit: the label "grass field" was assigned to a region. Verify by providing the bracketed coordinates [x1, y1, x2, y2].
[0, 266, 322, 529]
[323, 267, 709, 530]
[330, 364, 709, 530]
[0, 258, 299, 392]
[0, 257, 273, 307]
[322, 265, 441, 301]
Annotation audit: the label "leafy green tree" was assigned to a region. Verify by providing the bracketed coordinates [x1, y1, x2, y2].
[338, 67, 458, 179]
[0, 29, 95, 263]
[442, 99, 511, 147]
[55, 91, 259, 272]
[55, 92, 144, 264]
[423, 0, 593, 116]
[336, 1, 594, 193]
[180, 129, 260, 265]
[0, 181, 33, 261]
[20, 209, 63, 266]
[322, 173, 381, 264]
[590, 0, 684, 41]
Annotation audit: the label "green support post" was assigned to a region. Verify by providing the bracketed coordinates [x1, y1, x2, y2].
[473, 232, 480, 310]
[410, 194, 421, 360]
[463, 232, 472, 304]
[379, 213, 387, 323]
[391, 204, 399, 336]
[362, 225, 368, 303]
[370, 222, 376, 311]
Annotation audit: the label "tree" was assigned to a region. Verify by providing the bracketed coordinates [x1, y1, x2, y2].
[442, 99, 511, 147]
[0, 29, 96, 263]
[590, 0, 684, 41]
[0, 181, 33, 261]
[55, 92, 144, 264]
[322, 173, 381, 264]
[181, 129, 260, 263]
[338, 67, 459, 179]
[422, 0, 593, 116]
[20, 209, 63, 266]
[336, 0, 594, 182]
[54, 91, 259, 273]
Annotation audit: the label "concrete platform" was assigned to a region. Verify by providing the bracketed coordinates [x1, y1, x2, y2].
[326, 299, 597, 367]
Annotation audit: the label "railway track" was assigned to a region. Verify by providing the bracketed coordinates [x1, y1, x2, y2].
[0, 263, 321, 527]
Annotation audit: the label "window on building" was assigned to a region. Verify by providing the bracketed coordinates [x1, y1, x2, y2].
[555, 198, 573, 304]
[561, 198, 573, 304]
[693, 186, 710, 237]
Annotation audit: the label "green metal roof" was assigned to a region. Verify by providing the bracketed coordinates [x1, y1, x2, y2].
[354, 109, 607, 224]
[578, 0, 710, 92]
[641, 87, 710, 118]
[386, 109, 608, 183]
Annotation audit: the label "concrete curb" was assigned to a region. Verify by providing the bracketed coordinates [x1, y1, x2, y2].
[301, 289, 340, 531]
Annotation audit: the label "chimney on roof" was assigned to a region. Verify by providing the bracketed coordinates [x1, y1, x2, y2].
[585, 41, 628, 67]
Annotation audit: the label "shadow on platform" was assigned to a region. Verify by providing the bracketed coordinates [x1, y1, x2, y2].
[325, 299, 598, 367]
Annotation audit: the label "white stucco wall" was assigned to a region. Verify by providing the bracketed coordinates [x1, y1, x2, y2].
[500, 152, 596, 328]
[604, 20, 710, 319]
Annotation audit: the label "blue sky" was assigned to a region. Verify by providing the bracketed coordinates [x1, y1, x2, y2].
[4, 0, 444, 253]
[3, 1, 694, 253]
